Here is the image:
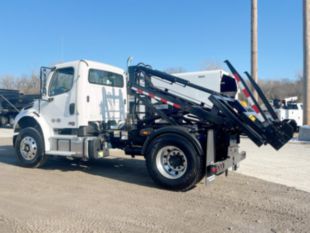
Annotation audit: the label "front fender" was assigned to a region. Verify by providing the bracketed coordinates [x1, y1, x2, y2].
[14, 109, 54, 151]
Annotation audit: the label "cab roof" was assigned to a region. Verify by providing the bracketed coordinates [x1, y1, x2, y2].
[53, 59, 125, 75]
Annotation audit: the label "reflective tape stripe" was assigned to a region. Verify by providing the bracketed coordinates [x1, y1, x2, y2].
[131, 87, 181, 109]
[233, 73, 241, 82]
[248, 97, 255, 107]
[160, 98, 167, 104]
[256, 112, 264, 121]
[232, 73, 265, 122]
[173, 103, 181, 109]
[242, 89, 250, 98]
[252, 105, 259, 113]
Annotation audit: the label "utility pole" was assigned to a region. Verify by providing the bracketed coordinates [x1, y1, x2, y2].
[251, 0, 258, 100]
[304, 0, 310, 125]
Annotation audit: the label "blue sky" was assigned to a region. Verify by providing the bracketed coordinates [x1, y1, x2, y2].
[0, 0, 302, 80]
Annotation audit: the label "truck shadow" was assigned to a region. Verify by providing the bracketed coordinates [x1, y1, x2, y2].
[0, 144, 157, 189]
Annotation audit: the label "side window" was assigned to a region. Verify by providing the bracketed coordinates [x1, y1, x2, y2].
[285, 103, 298, 110]
[49, 67, 74, 96]
[88, 69, 124, 87]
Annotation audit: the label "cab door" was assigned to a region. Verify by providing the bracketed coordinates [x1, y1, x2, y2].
[40, 66, 77, 128]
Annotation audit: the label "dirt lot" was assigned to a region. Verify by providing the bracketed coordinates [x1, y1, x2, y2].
[0, 136, 310, 233]
[238, 138, 310, 193]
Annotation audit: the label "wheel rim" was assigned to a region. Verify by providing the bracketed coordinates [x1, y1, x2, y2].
[20, 136, 38, 161]
[155, 146, 188, 179]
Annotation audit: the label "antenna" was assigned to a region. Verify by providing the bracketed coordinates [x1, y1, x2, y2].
[127, 56, 134, 68]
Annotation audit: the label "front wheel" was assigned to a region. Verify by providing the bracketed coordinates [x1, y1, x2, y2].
[15, 127, 47, 167]
[145, 134, 202, 191]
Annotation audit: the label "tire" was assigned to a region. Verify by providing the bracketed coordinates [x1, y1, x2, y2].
[15, 127, 47, 167]
[145, 133, 202, 191]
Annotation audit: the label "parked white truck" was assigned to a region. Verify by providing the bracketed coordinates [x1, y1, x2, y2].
[272, 97, 303, 129]
[13, 59, 294, 191]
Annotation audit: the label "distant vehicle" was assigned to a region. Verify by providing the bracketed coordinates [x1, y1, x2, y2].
[272, 97, 303, 130]
[0, 89, 39, 127]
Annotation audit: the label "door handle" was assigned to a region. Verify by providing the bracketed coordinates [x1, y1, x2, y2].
[69, 103, 75, 115]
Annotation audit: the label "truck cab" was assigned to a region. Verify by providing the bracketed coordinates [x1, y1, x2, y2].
[41, 60, 127, 128]
[13, 60, 127, 161]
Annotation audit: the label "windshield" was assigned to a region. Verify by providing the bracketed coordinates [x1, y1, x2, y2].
[48, 67, 74, 96]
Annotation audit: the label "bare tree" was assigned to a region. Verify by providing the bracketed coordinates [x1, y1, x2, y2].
[237, 73, 303, 105]
[0, 73, 40, 94]
[0, 75, 17, 89]
[258, 77, 303, 101]
[18, 74, 40, 94]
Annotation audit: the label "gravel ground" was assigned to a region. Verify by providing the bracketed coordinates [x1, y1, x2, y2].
[0, 137, 310, 233]
[0, 128, 13, 138]
[238, 138, 310, 193]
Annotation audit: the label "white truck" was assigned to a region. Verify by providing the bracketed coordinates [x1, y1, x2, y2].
[13, 59, 294, 191]
[272, 97, 303, 130]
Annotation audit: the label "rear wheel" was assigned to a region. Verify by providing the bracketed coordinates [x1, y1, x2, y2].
[15, 127, 47, 167]
[145, 134, 202, 191]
